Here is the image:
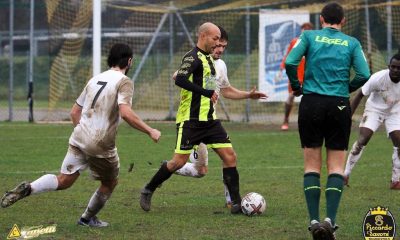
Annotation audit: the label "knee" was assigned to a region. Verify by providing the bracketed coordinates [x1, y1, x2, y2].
[57, 174, 78, 190]
[223, 151, 237, 166]
[101, 179, 118, 192]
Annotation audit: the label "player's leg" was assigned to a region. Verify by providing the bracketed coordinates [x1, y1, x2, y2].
[303, 147, 323, 224]
[387, 115, 400, 189]
[140, 153, 189, 211]
[1, 145, 83, 208]
[344, 111, 380, 183]
[140, 122, 193, 211]
[321, 95, 352, 239]
[298, 94, 324, 231]
[175, 143, 208, 178]
[78, 154, 119, 227]
[281, 93, 295, 130]
[213, 146, 242, 214]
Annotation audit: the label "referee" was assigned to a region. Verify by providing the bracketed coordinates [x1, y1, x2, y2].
[285, 2, 370, 239]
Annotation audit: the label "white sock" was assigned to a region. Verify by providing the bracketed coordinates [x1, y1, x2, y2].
[175, 162, 203, 178]
[344, 141, 365, 176]
[81, 189, 110, 220]
[392, 147, 400, 182]
[30, 174, 58, 194]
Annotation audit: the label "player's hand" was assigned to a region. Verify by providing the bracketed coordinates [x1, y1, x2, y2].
[211, 91, 219, 104]
[293, 86, 303, 97]
[249, 86, 268, 99]
[149, 128, 161, 143]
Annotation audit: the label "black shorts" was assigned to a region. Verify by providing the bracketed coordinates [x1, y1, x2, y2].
[298, 94, 351, 150]
[175, 120, 232, 154]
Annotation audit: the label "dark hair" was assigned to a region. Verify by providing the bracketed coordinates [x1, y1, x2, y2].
[321, 2, 344, 25]
[390, 53, 400, 64]
[107, 43, 133, 68]
[217, 25, 228, 42]
[301, 22, 314, 30]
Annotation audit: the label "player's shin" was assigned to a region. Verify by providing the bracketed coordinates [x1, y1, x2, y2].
[326, 174, 344, 226]
[392, 147, 400, 182]
[81, 189, 111, 220]
[344, 141, 365, 176]
[145, 161, 173, 192]
[222, 167, 241, 205]
[304, 172, 321, 222]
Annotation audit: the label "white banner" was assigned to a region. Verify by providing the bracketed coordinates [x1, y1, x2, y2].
[258, 9, 309, 102]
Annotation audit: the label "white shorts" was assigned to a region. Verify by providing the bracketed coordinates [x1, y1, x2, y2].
[61, 145, 120, 181]
[359, 111, 400, 134]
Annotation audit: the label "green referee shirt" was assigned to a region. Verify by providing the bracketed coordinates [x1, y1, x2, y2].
[285, 27, 370, 97]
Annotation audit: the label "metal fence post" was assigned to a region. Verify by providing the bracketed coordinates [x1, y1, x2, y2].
[245, 4, 250, 122]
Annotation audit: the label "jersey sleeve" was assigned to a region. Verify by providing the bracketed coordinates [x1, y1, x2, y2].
[76, 85, 87, 107]
[349, 40, 371, 92]
[176, 53, 200, 79]
[117, 77, 134, 106]
[285, 33, 308, 90]
[361, 71, 381, 96]
[217, 60, 230, 89]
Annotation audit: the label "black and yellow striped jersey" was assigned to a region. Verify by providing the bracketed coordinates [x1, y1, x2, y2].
[175, 47, 217, 123]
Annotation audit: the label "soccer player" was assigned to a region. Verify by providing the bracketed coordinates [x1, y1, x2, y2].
[279, 22, 314, 131]
[0, 43, 161, 227]
[285, 2, 370, 239]
[139, 22, 266, 214]
[344, 53, 400, 189]
[173, 26, 267, 208]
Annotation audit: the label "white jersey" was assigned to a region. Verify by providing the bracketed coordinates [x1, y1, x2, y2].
[69, 69, 134, 158]
[214, 59, 231, 92]
[362, 69, 400, 114]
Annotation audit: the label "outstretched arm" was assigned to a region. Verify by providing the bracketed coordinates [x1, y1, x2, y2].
[119, 104, 161, 142]
[221, 86, 267, 100]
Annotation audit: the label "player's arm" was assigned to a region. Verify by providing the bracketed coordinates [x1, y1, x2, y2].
[70, 103, 82, 126]
[285, 34, 308, 96]
[349, 42, 371, 93]
[350, 90, 364, 116]
[175, 54, 214, 98]
[118, 78, 160, 142]
[119, 104, 161, 142]
[221, 86, 267, 100]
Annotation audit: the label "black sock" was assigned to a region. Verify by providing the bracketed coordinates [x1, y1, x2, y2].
[145, 161, 173, 192]
[223, 167, 241, 204]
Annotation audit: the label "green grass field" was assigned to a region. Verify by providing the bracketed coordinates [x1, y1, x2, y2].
[0, 122, 398, 240]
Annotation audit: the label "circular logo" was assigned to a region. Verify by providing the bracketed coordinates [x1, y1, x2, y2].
[363, 206, 396, 239]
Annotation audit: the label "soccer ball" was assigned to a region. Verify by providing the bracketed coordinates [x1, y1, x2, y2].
[241, 192, 266, 216]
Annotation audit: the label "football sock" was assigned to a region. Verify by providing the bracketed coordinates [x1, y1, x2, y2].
[326, 173, 344, 225]
[30, 174, 58, 194]
[81, 189, 110, 220]
[303, 172, 320, 222]
[392, 147, 400, 182]
[175, 162, 203, 177]
[145, 161, 173, 192]
[222, 167, 241, 204]
[223, 179, 232, 204]
[344, 141, 365, 176]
